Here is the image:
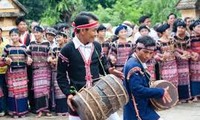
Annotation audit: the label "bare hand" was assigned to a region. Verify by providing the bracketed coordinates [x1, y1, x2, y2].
[27, 57, 33, 65]
[182, 51, 191, 59]
[109, 67, 124, 80]
[191, 52, 199, 61]
[109, 55, 117, 65]
[5, 57, 12, 65]
[162, 86, 172, 103]
[67, 94, 75, 111]
[52, 58, 57, 65]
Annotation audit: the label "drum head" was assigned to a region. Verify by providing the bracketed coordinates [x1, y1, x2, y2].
[150, 80, 178, 110]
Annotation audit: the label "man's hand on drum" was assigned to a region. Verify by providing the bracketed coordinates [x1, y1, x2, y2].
[67, 94, 75, 111]
[162, 86, 172, 103]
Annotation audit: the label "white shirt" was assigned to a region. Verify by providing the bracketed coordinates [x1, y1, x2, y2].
[73, 36, 93, 61]
[20, 31, 29, 44]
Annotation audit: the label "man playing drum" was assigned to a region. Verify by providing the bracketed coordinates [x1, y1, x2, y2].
[56, 12, 123, 120]
[123, 36, 172, 120]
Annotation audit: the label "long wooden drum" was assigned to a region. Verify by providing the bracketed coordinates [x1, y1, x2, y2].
[150, 80, 178, 110]
[72, 74, 129, 120]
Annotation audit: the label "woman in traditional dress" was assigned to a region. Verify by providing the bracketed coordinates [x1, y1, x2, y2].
[2, 28, 32, 118]
[51, 31, 69, 116]
[28, 26, 53, 117]
[189, 20, 200, 101]
[173, 21, 192, 102]
[108, 24, 134, 73]
[155, 23, 179, 87]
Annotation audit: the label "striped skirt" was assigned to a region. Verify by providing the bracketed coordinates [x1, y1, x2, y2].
[177, 58, 191, 100]
[32, 66, 51, 113]
[160, 60, 179, 87]
[52, 71, 68, 114]
[6, 67, 28, 116]
[190, 58, 200, 97]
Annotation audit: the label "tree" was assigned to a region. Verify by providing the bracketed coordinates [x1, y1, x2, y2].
[82, 0, 116, 11]
[18, 0, 50, 21]
[40, 0, 85, 25]
[140, 0, 180, 25]
[94, 0, 180, 26]
[94, 0, 142, 25]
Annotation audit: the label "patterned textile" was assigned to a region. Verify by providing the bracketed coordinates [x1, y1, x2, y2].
[157, 40, 179, 87]
[52, 47, 68, 114]
[108, 41, 133, 71]
[190, 35, 200, 96]
[146, 59, 156, 80]
[29, 41, 51, 113]
[6, 68, 29, 116]
[3, 45, 29, 116]
[173, 35, 191, 100]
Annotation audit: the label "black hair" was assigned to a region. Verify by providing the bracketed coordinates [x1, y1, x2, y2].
[74, 12, 99, 33]
[33, 25, 44, 33]
[97, 24, 106, 33]
[136, 36, 156, 48]
[138, 15, 150, 24]
[172, 18, 183, 33]
[56, 23, 70, 31]
[57, 31, 68, 38]
[9, 28, 19, 35]
[138, 25, 150, 32]
[15, 16, 26, 26]
[0, 28, 2, 32]
[184, 17, 191, 22]
[74, 15, 90, 33]
[167, 13, 177, 19]
[173, 20, 186, 33]
[156, 23, 170, 34]
[46, 27, 57, 36]
[79, 11, 99, 21]
[190, 19, 200, 31]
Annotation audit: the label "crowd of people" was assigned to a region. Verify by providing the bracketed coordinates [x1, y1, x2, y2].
[0, 11, 200, 120]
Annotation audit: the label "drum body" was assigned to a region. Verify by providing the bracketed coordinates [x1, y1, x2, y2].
[150, 80, 178, 110]
[72, 74, 129, 120]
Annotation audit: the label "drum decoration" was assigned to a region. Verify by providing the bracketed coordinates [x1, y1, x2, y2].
[72, 74, 129, 120]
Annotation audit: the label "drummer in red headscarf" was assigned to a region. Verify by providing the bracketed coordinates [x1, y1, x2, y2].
[56, 12, 123, 120]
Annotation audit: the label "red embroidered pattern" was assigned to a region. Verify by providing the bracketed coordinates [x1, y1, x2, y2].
[58, 53, 69, 63]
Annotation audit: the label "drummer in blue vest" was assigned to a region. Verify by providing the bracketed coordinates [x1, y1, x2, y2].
[123, 36, 172, 120]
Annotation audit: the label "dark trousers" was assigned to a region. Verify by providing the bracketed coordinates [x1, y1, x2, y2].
[0, 74, 7, 112]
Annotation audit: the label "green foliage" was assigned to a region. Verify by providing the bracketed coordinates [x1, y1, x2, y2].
[140, 0, 180, 25]
[94, 0, 180, 26]
[18, 0, 50, 21]
[94, 0, 141, 25]
[82, 0, 116, 11]
[19, 0, 181, 26]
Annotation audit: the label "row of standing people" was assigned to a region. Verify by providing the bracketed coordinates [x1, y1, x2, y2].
[98, 19, 200, 104]
[0, 18, 70, 118]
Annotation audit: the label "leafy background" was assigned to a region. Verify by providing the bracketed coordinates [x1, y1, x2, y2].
[19, 0, 180, 26]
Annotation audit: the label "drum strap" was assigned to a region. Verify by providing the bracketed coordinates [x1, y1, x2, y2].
[131, 94, 142, 120]
[125, 78, 142, 120]
[94, 47, 107, 76]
